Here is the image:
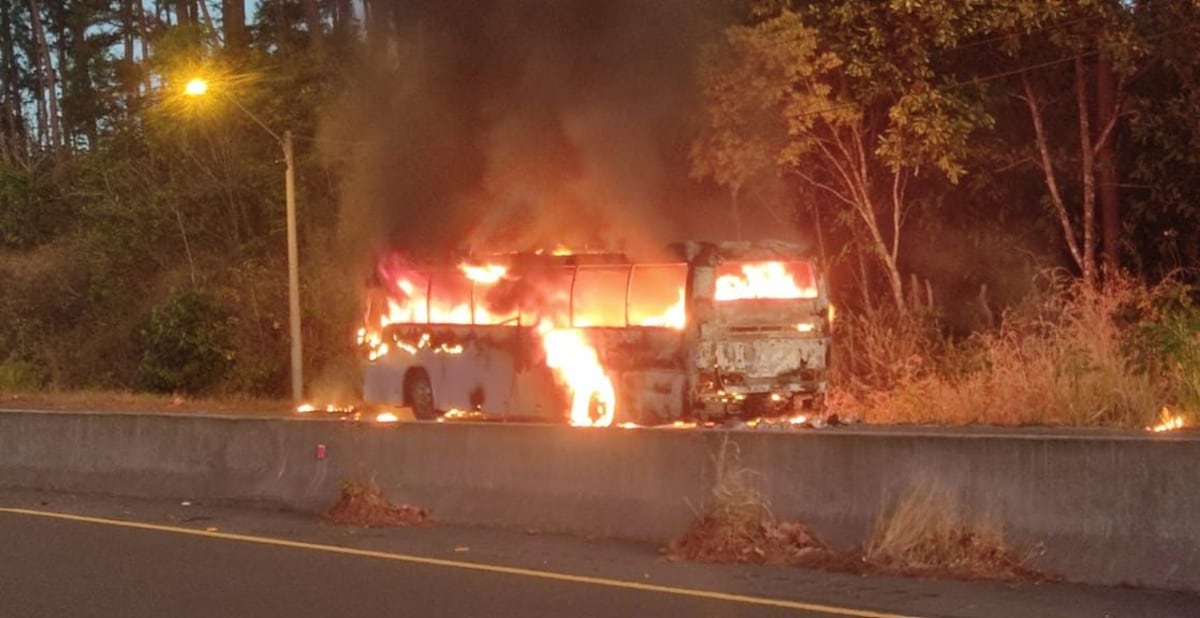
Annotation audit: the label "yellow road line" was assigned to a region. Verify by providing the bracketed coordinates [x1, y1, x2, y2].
[0, 507, 920, 618]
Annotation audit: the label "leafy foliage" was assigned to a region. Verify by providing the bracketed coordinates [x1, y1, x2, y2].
[136, 290, 234, 394]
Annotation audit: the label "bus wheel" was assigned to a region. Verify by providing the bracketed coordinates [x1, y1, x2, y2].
[403, 369, 437, 420]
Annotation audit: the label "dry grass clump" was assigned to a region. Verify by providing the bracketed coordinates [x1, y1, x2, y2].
[865, 483, 1047, 581]
[855, 274, 1168, 427]
[668, 438, 836, 567]
[322, 479, 431, 527]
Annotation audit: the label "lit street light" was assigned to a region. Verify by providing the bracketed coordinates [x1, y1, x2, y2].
[184, 77, 304, 402]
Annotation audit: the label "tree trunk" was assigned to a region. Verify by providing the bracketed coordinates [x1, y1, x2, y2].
[28, 0, 59, 152]
[333, 0, 353, 40]
[275, 0, 289, 55]
[222, 0, 247, 58]
[174, 0, 191, 26]
[1074, 56, 1098, 289]
[67, 7, 100, 150]
[365, 0, 391, 59]
[0, 0, 23, 160]
[1095, 51, 1121, 277]
[302, 0, 324, 59]
[196, 0, 217, 41]
[1022, 71, 1087, 282]
[138, 3, 152, 93]
[120, 0, 136, 100]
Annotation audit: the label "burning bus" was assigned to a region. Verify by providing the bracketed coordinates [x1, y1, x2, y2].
[358, 241, 830, 426]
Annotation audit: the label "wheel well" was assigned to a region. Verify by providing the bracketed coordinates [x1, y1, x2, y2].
[402, 367, 433, 403]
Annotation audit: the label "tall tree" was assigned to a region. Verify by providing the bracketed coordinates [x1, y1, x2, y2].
[693, 7, 991, 311]
[222, 0, 247, 58]
[28, 0, 60, 152]
[301, 0, 324, 59]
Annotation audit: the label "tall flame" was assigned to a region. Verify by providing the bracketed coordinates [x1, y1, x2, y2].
[715, 261, 818, 301]
[539, 323, 615, 427]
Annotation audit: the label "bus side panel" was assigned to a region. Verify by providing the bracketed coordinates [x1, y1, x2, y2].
[593, 328, 688, 424]
[363, 360, 409, 405]
[618, 369, 687, 425]
[424, 342, 518, 412]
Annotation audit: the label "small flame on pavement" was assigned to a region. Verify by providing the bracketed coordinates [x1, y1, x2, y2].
[1149, 407, 1186, 432]
[296, 403, 357, 415]
[376, 412, 400, 423]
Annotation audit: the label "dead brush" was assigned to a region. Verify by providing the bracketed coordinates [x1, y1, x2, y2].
[668, 436, 830, 566]
[865, 273, 1163, 427]
[865, 482, 1047, 581]
[322, 479, 431, 527]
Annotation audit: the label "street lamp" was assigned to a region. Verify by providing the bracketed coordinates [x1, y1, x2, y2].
[184, 77, 304, 402]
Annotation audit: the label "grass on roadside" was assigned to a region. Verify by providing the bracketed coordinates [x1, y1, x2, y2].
[840, 274, 1190, 428]
[864, 482, 1050, 581]
[667, 436, 841, 567]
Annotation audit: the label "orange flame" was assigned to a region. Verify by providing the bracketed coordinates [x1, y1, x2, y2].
[640, 290, 686, 330]
[539, 323, 615, 427]
[460, 262, 508, 284]
[715, 261, 818, 301]
[1149, 407, 1186, 432]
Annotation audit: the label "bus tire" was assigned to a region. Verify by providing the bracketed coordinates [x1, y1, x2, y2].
[403, 368, 437, 420]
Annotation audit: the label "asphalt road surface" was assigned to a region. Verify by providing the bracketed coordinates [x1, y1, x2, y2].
[0, 490, 1196, 618]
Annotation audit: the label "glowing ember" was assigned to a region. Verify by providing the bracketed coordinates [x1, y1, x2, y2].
[376, 412, 400, 423]
[296, 403, 316, 414]
[715, 261, 818, 301]
[539, 323, 615, 427]
[1149, 407, 1186, 432]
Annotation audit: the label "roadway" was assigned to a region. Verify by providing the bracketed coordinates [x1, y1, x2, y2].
[0, 490, 1196, 618]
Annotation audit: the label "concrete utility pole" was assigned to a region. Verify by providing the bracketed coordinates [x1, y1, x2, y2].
[284, 130, 303, 402]
[183, 78, 305, 402]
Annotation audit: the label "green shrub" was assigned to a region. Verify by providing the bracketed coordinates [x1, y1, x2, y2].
[135, 290, 234, 394]
[0, 358, 47, 392]
[1123, 280, 1200, 416]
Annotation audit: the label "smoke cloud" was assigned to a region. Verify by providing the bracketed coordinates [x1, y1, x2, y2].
[324, 0, 740, 265]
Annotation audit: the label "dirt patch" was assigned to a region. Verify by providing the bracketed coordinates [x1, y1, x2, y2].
[321, 480, 431, 528]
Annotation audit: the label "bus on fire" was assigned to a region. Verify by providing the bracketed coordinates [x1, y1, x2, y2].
[358, 241, 830, 426]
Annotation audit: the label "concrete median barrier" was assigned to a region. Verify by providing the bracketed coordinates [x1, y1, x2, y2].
[0, 409, 1197, 592]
